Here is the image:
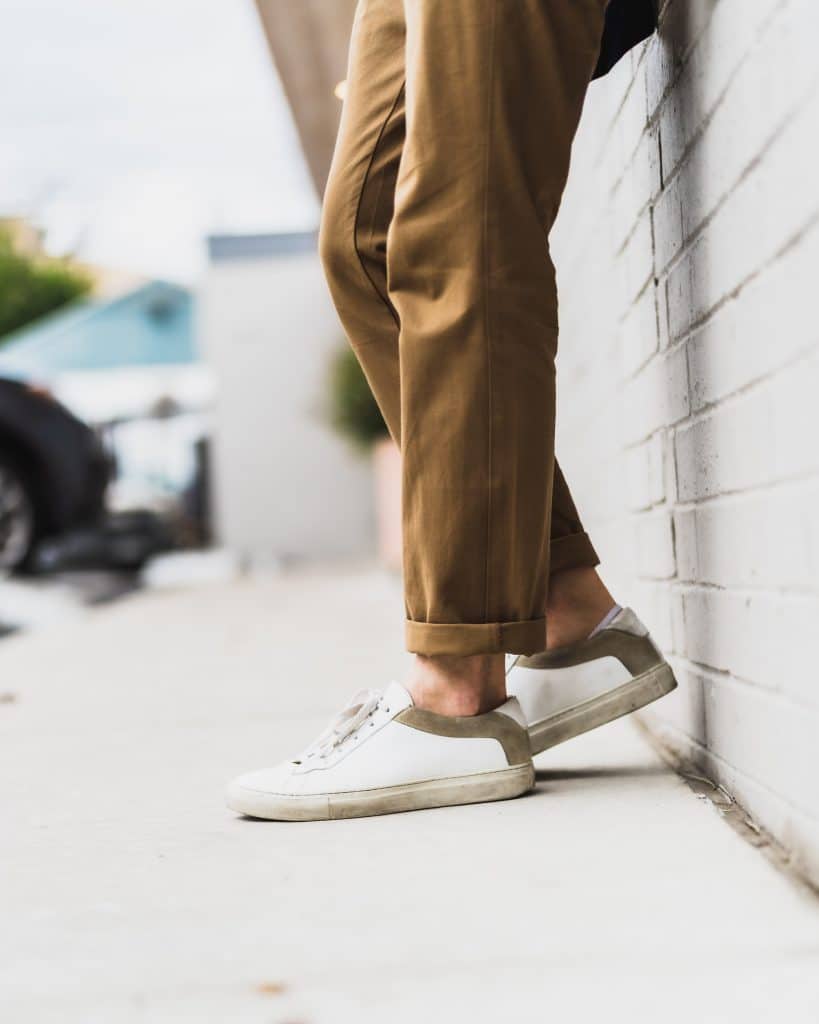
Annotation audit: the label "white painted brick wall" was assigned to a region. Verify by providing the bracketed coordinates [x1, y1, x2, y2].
[551, 0, 819, 884]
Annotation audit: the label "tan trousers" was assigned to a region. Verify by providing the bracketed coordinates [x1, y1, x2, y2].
[320, 0, 607, 656]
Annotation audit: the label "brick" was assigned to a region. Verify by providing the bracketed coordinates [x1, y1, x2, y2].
[672, 507, 698, 581]
[621, 345, 689, 446]
[625, 434, 666, 511]
[609, 128, 662, 255]
[614, 208, 654, 312]
[631, 578, 675, 652]
[673, 485, 819, 590]
[619, 282, 660, 379]
[662, 430, 679, 503]
[655, 276, 670, 350]
[674, 387, 774, 500]
[635, 509, 677, 579]
[609, 63, 649, 184]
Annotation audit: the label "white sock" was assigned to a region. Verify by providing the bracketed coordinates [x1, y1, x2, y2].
[588, 604, 622, 638]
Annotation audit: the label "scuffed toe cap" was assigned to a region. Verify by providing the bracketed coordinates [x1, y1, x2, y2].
[225, 762, 331, 821]
[225, 763, 301, 818]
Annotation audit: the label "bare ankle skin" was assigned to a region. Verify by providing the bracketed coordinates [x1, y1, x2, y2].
[407, 653, 506, 717]
[405, 567, 613, 711]
[546, 566, 616, 650]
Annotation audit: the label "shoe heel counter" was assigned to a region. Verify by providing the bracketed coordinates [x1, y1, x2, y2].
[611, 608, 667, 663]
[611, 607, 649, 637]
[495, 696, 527, 729]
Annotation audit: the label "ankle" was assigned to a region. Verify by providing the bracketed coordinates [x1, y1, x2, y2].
[407, 653, 506, 716]
[546, 567, 616, 649]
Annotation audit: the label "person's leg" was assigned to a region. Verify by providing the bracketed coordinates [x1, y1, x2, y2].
[321, 17, 602, 603]
[227, 1, 534, 823]
[319, 0, 405, 438]
[547, 463, 615, 648]
[386, 0, 610, 660]
[322, 0, 617, 677]
[320, 0, 504, 711]
[226, 1, 670, 821]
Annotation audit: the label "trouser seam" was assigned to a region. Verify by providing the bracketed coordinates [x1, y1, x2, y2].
[482, 0, 498, 623]
[352, 81, 406, 331]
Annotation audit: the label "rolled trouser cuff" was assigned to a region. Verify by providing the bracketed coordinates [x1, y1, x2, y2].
[549, 531, 600, 575]
[406, 617, 547, 656]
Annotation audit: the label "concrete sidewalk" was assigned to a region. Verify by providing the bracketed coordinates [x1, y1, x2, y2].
[2, 566, 818, 1023]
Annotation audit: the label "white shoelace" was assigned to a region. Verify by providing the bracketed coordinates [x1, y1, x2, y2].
[298, 688, 386, 762]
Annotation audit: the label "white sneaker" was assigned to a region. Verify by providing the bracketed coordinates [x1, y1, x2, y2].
[226, 681, 534, 821]
[506, 607, 677, 756]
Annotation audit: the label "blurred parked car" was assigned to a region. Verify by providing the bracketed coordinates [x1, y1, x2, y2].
[0, 376, 110, 571]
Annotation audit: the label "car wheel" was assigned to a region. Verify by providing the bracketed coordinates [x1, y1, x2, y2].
[0, 455, 36, 572]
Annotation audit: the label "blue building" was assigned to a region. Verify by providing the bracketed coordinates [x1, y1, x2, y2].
[0, 280, 196, 378]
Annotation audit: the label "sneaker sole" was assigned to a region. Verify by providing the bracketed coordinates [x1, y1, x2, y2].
[528, 662, 677, 756]
[226, 762, 535, 822]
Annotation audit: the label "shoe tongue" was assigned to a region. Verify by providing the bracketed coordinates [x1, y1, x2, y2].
[382, 680, 414, 712]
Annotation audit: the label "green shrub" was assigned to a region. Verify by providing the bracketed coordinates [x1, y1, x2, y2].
[0, 230, 91, 341]
[325, 344, 389, 451]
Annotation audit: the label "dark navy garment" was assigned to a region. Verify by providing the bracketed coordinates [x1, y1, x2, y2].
[592, 0, 658, 80]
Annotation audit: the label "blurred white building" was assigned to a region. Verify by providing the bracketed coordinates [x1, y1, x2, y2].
[201, 231, 373, 567]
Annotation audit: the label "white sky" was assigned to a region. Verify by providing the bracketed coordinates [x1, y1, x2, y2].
[0, 0, 320, 283]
